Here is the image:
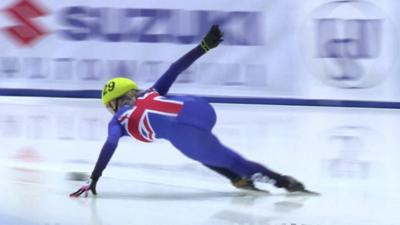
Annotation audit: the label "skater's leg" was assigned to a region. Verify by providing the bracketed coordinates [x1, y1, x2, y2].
[168, 123, 283, 184]
[203, 164, 239, 181]
[204, 164, 256, 189]
[161, 99, 307, 192]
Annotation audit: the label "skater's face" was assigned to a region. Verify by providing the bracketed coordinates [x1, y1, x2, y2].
[106, 101, 118, 114]
[106, 91, 137, 115]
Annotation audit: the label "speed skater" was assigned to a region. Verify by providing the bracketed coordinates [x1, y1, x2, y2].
[70, 25, 309, 197]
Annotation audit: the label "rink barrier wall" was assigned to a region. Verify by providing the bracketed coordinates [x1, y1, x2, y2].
[1, 88, 400, 109]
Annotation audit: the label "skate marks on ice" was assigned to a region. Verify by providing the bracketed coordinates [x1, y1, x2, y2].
[68, 178, 317, 225]
[96, 190, 247, 201]
[63, 178, 322, 225]
[82, 177, 262, 201]
[86, 174, 321, 201]
[83, 188, 320, 201]
[66, 160, 322, 198]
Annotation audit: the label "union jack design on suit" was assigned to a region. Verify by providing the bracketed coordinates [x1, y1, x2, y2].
[118, 91, 183, 142]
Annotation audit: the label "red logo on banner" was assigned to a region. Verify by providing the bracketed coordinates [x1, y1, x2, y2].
[4, 0, 48, 46]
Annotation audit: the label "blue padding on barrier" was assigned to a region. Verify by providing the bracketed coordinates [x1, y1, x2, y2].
[1, 88, 400, 109]
[0, 89, 100, 98]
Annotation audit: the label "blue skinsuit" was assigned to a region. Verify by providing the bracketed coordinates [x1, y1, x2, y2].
[91, 45, 282, 184]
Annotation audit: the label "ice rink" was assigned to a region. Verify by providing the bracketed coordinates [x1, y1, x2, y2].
[0, 96, 399, 225]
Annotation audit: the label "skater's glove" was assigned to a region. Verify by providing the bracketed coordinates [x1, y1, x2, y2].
[200, 24, 223, 52]
[69, 178, 98, 198]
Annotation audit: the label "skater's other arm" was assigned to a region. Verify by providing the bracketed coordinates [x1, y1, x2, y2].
[90, 117, 123, 181]
[152, 46, 204, 96]
[152, 25, 223, 96]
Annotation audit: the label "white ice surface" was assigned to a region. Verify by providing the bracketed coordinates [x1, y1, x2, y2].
[0, 96, 399, 225]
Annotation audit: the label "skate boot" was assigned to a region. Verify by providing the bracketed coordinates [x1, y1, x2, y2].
[276, 175, 306, 192]
[231, 177, 256, 190]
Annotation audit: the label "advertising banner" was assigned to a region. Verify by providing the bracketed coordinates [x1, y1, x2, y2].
[0, 0, 399, 101]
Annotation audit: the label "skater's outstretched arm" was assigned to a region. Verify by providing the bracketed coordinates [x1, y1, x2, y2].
[70, 118, 123, 197]
[152, 25, 223, 95]
[91, 118, 123, 181]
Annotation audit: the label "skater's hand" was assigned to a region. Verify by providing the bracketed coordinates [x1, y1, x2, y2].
[200, 24, 223, 52]
[69, 178, 98, 198]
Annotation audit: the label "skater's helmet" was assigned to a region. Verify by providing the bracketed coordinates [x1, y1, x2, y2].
[101, 77, 139, 106]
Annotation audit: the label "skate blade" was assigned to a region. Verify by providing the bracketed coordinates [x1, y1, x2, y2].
[290, 189, 320, 196]
[303, 189, 320, 195]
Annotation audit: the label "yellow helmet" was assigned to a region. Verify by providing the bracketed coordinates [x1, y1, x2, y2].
[101, 77, 139, 106]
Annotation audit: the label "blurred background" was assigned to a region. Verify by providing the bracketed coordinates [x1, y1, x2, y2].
[1, 0, 399, 100]
[0, 1, 400, 225]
